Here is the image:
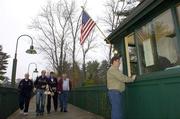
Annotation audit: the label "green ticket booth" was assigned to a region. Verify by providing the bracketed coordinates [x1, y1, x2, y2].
[106, 0, 180, 118]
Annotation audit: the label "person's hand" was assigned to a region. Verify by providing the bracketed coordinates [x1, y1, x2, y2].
[41, 85, 46, 88]
[58, 91, 61, 94]
[33, 88, 36, 93]
[51, 92, 54, 96]
[131, 75, 136, 80]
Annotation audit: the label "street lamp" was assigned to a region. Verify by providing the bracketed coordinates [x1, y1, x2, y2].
[11, 34, 37, 87]
[28, 62, 38, 74]
[28, 62, 38, 80]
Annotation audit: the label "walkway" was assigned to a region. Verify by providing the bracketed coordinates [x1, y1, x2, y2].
[8, 96, 104, 119]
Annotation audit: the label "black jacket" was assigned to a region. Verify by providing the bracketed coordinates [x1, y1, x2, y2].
[47, 77, 57, 92]
[34, 76, 48, 90]
[18, 79, 33, 97]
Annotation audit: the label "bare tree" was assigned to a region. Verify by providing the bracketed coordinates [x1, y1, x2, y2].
[81, 29, 98, 83]
[63, 0, 82, 75]
[103, 0, 141, 63]
[30, 1, 74, 74]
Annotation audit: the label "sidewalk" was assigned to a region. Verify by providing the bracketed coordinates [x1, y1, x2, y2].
[8, 96, 104, 119]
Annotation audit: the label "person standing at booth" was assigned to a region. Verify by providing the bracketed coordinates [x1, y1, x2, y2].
[18, 73, 33, 116]
[107, 56, 136, 119]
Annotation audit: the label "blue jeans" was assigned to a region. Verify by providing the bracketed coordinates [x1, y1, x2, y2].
[108, 90, 123, 119]
[36, 89, 46, 113]
[60, 91, 69, 111]
[58, 93, 63, 109]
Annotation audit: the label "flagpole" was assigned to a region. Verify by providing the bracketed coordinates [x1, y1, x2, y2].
[81, 6, 85, 10]
[95, 24, 111, 44]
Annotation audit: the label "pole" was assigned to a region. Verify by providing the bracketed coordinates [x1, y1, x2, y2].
[95, 24, 106, 39]
[11, 34, 34, 87]
[95, 24, 111, 44]
[28, 62, 37, 74]
[11, 55, 17, 87]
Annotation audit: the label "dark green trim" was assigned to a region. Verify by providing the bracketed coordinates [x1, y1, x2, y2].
[171, 5, 180, 53]
[134, 31, 142, 75]
[135, 67, 180, 82]
[121, 39, 128, 75]
[107, 0, 180, 43]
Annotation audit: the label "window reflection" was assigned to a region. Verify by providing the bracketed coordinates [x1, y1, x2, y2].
[153, 9, 179, 69]
[136, 9, 180, 74]
[136, 23, 155, 73]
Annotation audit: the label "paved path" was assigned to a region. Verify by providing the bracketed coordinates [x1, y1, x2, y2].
[8, 96, 104, 119]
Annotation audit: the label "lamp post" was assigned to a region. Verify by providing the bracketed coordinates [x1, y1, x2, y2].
[11, 34, 37, 87]
[28, 62, 38, 80]
[28, 62, 38, 74]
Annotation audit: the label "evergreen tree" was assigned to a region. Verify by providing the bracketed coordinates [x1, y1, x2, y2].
[0, 45, 10, 81]
[86, 61, 99, 80]
[97, 60, 109, 84]
[83, 61, 99, 86]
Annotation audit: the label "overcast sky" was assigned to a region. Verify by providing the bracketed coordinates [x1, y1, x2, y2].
[0, 0, 108, 80]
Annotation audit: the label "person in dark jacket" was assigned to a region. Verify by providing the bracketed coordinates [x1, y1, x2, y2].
[57, 73, 72, 112]
[18, 73, 33, 116]
[57, 76, 63, 111]
[46, 71, 58, 113]
[34, 70, 48, 116]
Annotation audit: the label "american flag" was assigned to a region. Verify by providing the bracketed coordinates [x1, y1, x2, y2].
[80, 10, 96, 45]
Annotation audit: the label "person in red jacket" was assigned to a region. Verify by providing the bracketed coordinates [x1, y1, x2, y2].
[57, 73, 72, 112]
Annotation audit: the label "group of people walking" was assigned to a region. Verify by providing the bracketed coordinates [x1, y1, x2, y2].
[18, 56, 135, 119]
[18, 70, 72, 116]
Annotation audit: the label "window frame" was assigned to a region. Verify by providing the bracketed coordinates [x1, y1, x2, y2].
[124, 4, 180, 76]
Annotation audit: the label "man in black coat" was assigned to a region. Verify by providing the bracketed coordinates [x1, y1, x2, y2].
[18, 73, 33, 115]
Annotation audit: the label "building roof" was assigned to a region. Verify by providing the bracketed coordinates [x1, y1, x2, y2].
[105, 0, 164, 43]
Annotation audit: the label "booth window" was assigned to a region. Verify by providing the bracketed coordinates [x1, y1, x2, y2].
[136, 23, 154, 73]
[136, 9, 180, 74]
[125, 33, 138, 76]
[177, 3, 180, 25]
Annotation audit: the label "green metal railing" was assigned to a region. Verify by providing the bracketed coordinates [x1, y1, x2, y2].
[69, 69, 180, 119]
[0, 86, 19, 119]
[69, 85, 111, 119]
